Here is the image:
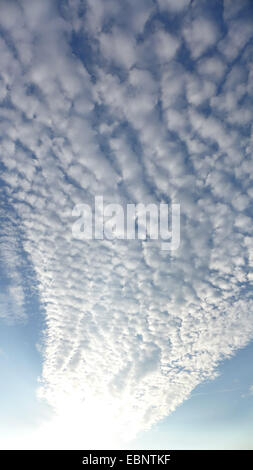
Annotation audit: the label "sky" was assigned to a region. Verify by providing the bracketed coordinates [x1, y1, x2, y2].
[0, 0, 253, 450]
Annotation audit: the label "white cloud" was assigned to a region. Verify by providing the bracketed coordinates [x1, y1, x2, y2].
[152, 30, 180, 63]
[0, 0, 22, 29]
[100, 28, 137, 69]
[183, 17, 219, 59]
[186, 73, 216, 106]
[197, 56, 226, 81]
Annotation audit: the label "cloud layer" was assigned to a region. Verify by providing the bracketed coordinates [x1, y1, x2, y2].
[0, 0, 253, 447]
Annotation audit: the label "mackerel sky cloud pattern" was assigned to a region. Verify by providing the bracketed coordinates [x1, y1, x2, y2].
[0, 0, 253, 448]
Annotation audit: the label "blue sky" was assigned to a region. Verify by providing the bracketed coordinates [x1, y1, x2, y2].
[131, 341, 253, 449]
[0, 0, 253, 450]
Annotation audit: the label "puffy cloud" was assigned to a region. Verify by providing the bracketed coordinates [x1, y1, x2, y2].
[186, 73, 216, 106]
[183, 16, 220, 59]
[149, 30, 180, 64]
[197, 55, 226, 81]
[100, 28, 138, 69]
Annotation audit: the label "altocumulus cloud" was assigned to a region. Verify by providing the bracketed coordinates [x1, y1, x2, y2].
[0, 0, 253, 448]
